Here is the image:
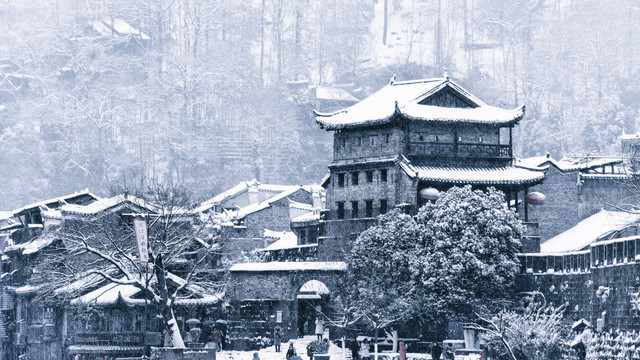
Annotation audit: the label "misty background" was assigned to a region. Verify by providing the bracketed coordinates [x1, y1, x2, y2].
[0, 0, 638, 209]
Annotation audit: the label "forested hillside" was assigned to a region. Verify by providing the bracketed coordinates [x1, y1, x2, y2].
[1, 0, 639, 209]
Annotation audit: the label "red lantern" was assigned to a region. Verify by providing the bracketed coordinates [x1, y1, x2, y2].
[525, 192, 546, 205]
[419, 187, 440, 201]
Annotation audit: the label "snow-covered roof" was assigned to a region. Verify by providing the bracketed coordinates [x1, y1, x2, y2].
[263, 230, 298, 250]
[70, 280, 141, 306]
[291, 211, 320, 224]
[229, 261, 347, 272]
[515, 155, 622, 172]
[314, 77, 524, 130]
[540, 209, 640, 253]
[4, 232, 57, 255]
[13, 190, 98, 215]
[91, 19, 150, 40]
[289, 201, 313, 211]
[236, 186, 307, 219]
[314, 86, 359, 103]
[402, 159, 545, 186]
[60, 194, 157, 216]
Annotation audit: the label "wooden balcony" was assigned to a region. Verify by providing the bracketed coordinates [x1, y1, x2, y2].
[409, 142, 511, 159]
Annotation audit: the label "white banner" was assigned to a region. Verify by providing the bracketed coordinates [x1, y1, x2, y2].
[133, 216, 149, 266]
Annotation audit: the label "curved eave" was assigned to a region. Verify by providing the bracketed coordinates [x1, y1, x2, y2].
[314, 109, 398, 131]
[314, 104, 525, 130]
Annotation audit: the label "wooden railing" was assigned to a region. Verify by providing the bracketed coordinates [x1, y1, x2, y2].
[409, 142, 511, 159]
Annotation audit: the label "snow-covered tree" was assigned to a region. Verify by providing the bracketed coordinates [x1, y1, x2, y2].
[413, 185, 523, 320]
[344, 186, 523, 338]
[30, 183, 221, 348]
[343, 209, 423, 334]
[469, 292, 571, 360]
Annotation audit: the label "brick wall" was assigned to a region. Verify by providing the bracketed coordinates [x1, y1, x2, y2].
[527, 166, 581, 241]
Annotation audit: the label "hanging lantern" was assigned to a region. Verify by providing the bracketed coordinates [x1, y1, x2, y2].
[419, 187, 440, 201]
[525, 192, 546, 205]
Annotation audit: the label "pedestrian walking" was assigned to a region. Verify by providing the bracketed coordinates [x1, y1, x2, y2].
[274, 327, 282, 352]
[307, 341, 315, 360]
[315, 316, 324, 341]
[349, 338, 360, 360]
[431, 342, 442, 360]
[253, 352, 261, 360]
[286, 343, 297, 360]
[443, 343, 455, 360]
[360, 338, 370, 360]
[212, 328, 221, 352]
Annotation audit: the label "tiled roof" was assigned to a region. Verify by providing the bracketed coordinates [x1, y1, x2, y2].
[4, 232, 57, 255]
[516, 155, 622, 172]
[402, 162, 545, 186]
[60, 194, 158, 216]
[314, 77, 524, 130]
[540, 209, 640, 253]
[13, 190, 99, 215]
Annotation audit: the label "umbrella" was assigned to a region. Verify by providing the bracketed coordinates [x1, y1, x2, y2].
[216, 319, 229, 325]
[186, 318, 201, 326]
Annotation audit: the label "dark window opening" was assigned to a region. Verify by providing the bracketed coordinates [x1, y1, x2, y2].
[366, 171, 373, 183]
[419, 135, 424, 141]
[337, 202, 345, 220]
[351, 172, 359, 186]
[381, 169, 388, 182]
[385, 134, 390, 143]
[366, 200, 373, 218]
[351, 201, 359, 219]
[338, 173, 345, 187]
[341, 138, 346, 148]
[380, 200, 388, 214]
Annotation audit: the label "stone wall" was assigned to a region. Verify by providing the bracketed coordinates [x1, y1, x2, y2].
[517, 259, 640, 332]
[227, 268, 345, 342]
[528, 168, 634, 242]
[527, 166, 581, 241]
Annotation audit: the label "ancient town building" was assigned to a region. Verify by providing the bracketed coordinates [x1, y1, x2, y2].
[313, 75, 545, 259]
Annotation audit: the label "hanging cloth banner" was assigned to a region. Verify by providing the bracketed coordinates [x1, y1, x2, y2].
[133, 216, 149, 267]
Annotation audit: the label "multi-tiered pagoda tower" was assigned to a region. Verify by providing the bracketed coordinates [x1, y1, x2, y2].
[314, 75, 544, 259]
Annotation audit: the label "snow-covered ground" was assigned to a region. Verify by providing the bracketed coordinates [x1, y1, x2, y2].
[217, 336, 480, 360]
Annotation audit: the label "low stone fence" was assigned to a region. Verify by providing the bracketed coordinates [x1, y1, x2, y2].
[150, 347, 217, 360]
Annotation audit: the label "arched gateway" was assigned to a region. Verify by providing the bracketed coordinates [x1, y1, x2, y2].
[228, 261, 345, 343]
[297, 280, 330, 337]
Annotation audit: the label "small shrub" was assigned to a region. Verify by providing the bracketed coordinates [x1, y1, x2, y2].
[309, 340, 330, 354]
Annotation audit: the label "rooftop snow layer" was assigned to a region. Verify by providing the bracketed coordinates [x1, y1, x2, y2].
[60, 194, 157, 216]
[12, 190, 98, 215]
[229, 261, 347, 272]
[540, 209, 640, 253]
[402, 161, 545, 186]
[263, 230, 298, 250]
[516, 155, 622, 172]
[5, 232, 57, 255]
[314, 78, 524, 130]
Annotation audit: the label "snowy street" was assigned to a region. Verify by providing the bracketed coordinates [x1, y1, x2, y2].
[217, 336, 480, 360]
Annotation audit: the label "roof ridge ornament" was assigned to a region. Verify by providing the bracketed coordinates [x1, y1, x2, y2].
[389, 74, 396, 85]
[444, 68, 450, 81]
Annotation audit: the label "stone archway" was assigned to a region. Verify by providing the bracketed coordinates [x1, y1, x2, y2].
[297, 280, 330, 337]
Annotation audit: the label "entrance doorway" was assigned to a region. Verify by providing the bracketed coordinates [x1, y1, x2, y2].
[296, 280, 330, 337]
